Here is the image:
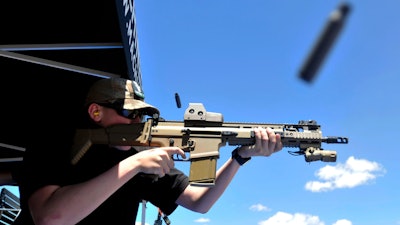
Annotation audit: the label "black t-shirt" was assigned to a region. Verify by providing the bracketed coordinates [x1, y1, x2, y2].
[14, 126, 189, 225]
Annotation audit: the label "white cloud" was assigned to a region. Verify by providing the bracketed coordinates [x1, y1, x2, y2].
[258, 212, 352, 225]
[258, 211, 324, 225]
[305, 156, 385, 192]
[194, 217, 210, 223]
[332, 219, 352, 225]
[250, 203, 271, 212]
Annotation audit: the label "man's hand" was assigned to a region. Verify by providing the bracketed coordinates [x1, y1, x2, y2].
[134, 147, 186, 177]
[237, 127, 283, 158]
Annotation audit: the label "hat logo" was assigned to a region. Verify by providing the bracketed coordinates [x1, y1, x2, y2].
[127, 80, 145, 100]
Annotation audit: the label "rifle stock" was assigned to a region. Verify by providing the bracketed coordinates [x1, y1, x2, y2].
[71, 103, 349, 186]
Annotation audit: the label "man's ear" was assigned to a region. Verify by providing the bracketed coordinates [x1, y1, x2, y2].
[88, 103, 102, 121]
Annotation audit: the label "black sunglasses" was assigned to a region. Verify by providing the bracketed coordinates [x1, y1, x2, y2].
[98, 103, 144, 120]
[119, 108, 144, 120]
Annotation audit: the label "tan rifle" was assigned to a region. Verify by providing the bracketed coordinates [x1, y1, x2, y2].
[71, 103, 349, 186]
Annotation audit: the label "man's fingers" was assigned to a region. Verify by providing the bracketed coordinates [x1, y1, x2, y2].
[254, 127, 265, 151]
[163, 147, 186, 159]
[266, 127, 277, 152]
[275, 133, 283, 152]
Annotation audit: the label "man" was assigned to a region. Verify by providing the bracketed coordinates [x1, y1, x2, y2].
[14, 77, 282, 225]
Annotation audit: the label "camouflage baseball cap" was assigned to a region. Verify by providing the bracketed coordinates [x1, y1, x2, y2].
[85, 77, 159, 116]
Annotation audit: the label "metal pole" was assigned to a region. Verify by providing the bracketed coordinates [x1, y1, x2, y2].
[141, 200, 146, 225]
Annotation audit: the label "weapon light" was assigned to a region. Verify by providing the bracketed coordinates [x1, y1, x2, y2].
[305, 147, 337, 162]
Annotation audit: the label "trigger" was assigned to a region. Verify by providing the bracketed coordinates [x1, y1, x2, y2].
[172, 152, 190, 161]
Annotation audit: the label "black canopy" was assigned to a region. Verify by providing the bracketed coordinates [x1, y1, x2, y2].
[0, 0, 139, 183]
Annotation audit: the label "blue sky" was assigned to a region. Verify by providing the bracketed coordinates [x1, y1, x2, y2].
[133, 1, 399, 225]
[4, 1, 400, 225]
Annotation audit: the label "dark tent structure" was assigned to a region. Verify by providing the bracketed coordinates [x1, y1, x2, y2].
[0, 0, 141, 185]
